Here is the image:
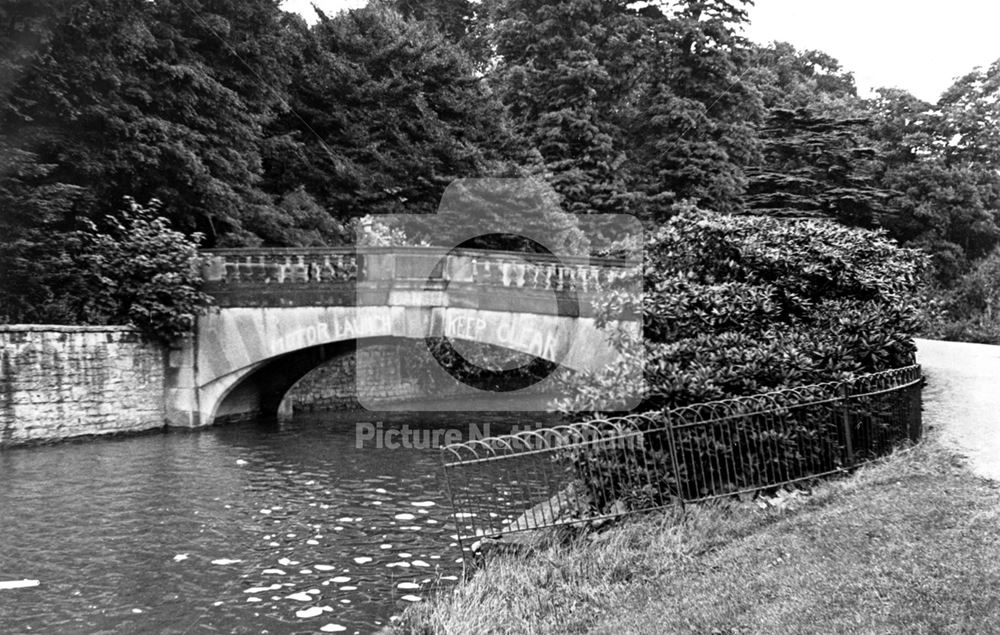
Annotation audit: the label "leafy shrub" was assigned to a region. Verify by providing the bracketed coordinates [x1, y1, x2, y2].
[563, 210, 928, 411]
[353, 214, 421, 247]
[74, 198, 213, 343]
[561, 210, 928, 510]
[1, 197, 212, 344]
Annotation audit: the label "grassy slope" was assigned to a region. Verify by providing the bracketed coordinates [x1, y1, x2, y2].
[395, 436, 1000, 634]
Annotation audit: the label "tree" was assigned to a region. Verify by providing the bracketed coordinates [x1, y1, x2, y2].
[744, 107, 894, 226]
[488, 0, 762, 222]
[866, 68, 1000, 280]
[623, 0, 761, 219]
[488, 0, 642, 217]
[879, 159, 1000, 279]
[743, 42, 893, 227]
[937, 59, 1000, 168]
[388, 0, 477, 46]
[923, 245, 1000, 345]
[749, 41, 859, 113]
[266, 5, 519, 223]
[0, 0, 296, 245]
[395, 177, 591, 253]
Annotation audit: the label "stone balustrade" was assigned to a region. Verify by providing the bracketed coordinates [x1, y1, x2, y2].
[201, 248, 359, 284]
[200, 247, 637, 299]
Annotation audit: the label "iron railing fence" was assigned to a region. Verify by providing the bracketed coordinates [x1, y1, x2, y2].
[441, 365, 922, 542]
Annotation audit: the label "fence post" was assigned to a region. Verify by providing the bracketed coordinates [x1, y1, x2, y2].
[665, 412, 685, 507]
[840, 383, 855, 466]
[909, 372, 923, 443]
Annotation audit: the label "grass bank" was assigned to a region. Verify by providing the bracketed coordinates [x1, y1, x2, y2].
[394, 437, 1000, 634]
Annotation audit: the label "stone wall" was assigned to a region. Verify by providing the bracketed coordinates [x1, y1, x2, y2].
[0, 326, 166, 447]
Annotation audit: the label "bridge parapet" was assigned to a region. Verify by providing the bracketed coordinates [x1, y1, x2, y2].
[201, 247, 359, 285]
[200, 247, 638, 309]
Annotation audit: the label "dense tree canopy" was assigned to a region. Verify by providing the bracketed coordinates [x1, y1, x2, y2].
[487, 0, 761, 221]
[488, 0, 639, 217]
[868, 69, 1000, 281]
[624, 0, 761, 218]
[267, 5, 518, 223]
[0, 0, 295, 242]
[743, 43, 892, 226]
[0, 0, 998, 341]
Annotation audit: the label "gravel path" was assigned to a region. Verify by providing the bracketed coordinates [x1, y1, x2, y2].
[917, 337, 1000, 481]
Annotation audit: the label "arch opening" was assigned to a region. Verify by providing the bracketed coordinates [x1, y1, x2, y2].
[210, 336, 582, 424]
[212, 339, 357, 424]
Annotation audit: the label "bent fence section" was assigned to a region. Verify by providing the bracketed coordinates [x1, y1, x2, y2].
[440, 365, 922, 541]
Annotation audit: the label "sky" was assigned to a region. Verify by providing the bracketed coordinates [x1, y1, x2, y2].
[280, 0, 1000, 104]
[743, 0, 1000, 103]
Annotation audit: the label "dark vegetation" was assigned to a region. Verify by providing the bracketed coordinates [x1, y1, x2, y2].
[558, 210, 926, 510]
[1, 0, 997, 343]
[563, 211, 926, 410]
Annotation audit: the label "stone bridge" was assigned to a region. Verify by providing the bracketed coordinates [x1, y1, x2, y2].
[164, 247, 639, 427]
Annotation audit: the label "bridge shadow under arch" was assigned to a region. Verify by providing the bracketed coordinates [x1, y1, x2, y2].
[213, 339, 357, 423]
[210, 336, 575, 424]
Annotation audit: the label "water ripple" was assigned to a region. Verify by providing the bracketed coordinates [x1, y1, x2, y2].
[0, 410, 556, 633]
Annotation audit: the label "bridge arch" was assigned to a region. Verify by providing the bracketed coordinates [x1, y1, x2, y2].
[173, 306, 624, 426]
[163, 247, 641, 427]
[211, 335, 577, 423]
[211, 339, 356, 423]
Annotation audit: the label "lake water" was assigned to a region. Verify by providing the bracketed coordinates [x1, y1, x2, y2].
[0, 409, 556, 634]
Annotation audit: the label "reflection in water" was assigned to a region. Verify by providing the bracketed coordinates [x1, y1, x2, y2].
[0, 410, 556, 634]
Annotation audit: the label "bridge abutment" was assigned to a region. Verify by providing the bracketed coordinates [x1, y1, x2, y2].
[164, 335, 201, 428]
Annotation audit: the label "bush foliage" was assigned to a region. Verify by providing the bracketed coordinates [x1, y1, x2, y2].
[561, 210, 928, 509]
[562, 209, 928, 412]
[1, 197, 212, 344]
